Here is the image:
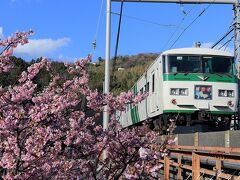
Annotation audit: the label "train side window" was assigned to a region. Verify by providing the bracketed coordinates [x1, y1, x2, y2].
[140, 88, 143, 94]
[162, 55, 166, 73]
[144, 85, 147, 92]
[146, 82, 149, 92]
[152, 74, 155, 93]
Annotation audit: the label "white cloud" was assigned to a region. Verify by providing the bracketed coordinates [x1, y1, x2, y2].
[201, 42, 234, 54]
[0, 27, 3, 39]
[14, 38, 71, 57]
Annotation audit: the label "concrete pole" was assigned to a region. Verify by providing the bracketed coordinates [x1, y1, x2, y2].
[103, 0, 111, 131]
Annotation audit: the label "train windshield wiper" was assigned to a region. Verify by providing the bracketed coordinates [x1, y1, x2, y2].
[184, 69, 199, 75]
[216, 73, 223, 77]
[193, 69, 200, 73]
[224, 73, 233, 78]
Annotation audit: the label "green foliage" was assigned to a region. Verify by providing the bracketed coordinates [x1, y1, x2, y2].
[0, 56, 29, 87]
[0, 57, 68, 92]
[90, 53, 158, 95]
[0, 53, 158, 95]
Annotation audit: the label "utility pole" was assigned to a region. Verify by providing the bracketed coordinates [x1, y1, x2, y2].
[103, 0, 111, 131]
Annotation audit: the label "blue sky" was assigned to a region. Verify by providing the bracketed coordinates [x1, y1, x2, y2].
[0, 0, 234, 62]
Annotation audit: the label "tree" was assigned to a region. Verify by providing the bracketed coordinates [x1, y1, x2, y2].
[0, 31, 171, 179]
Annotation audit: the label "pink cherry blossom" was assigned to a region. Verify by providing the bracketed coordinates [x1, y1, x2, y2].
[0, 31, 170, 179]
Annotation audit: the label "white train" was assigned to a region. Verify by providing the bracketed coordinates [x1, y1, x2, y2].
[118, 47, 238, 131]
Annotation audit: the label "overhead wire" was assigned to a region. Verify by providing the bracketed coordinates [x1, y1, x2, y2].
[160, 4, 197, 52]
[91, 0, 104, 56]
[169, 3, 214, 49]
[224, 36, 234, 51]
[218, 35, 234, 50]
[111, 12, 177, 28]
[211, 27, 234, 48]
[223, 22, 234, 52]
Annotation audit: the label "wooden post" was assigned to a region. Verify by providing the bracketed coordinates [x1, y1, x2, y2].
[164, 156, 170, 180]
[192, 152, 200, 180]
[216, 159, 222, 180]
[177, 155, 182, 180]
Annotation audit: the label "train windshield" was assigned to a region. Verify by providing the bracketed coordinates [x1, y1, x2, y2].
[202, 56, 233, 74]
[165, 55, 234, 74]
[167, 56, 201, 73]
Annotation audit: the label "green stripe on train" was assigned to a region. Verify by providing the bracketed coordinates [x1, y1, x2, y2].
[163, 73, 237, 83]
[130, 85, 140, 124]
[130, 104, 136, 124]
[134, 85, 140, 123]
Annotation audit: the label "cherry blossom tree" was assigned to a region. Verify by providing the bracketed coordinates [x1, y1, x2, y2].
[0, 31, 171, 179]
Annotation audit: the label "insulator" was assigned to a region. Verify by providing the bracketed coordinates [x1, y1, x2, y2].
[92, 40, 97, 50]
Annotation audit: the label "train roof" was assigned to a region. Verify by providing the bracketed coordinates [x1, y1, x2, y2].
[162, 48, 233, 57]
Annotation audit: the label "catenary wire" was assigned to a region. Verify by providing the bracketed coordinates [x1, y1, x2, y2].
[169, 2, 215, 49]
[95, 0, 104, 41]
[91, 0, 104, 55]
[211, 27, 234, 49]
[224, 36, 234, 51]
[111, 12, 177, 28]
[218, 35, 234, 50]
[160, 4, 197, 52]
[211, 19, 233, 49]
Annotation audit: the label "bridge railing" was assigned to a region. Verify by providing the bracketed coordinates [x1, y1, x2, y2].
[161, 145, 240, 180]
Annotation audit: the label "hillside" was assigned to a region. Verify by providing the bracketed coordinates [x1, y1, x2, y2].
[1, 53, 159, 95]
[89, 53, 158, 95]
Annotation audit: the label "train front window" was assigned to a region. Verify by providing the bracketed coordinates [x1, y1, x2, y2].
[202, 56, 234, 74]
[167, 56, 201, 73]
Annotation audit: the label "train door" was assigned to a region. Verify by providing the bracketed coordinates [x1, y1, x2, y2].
[150, 70, 157, 113]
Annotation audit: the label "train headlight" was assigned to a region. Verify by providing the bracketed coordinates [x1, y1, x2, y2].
[170, 88, 188, 96]
[227, 90, 234, 97]
[170, 88, 179, 95]
[218, 90, 227, 97]
[179, 88, 188, 96]
[218, 90, 234, 97]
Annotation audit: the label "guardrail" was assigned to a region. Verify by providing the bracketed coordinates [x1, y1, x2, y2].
[161, 145, 240, 180]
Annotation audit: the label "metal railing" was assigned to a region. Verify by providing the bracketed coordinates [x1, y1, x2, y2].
[161, 145, 240, 180]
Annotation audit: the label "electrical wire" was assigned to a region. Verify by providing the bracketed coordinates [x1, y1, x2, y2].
[0, 42, 13, 56]
[111, 12, 177, 28]
[211, 27, 234, 49]
[168, 1, 215, 49]
[218, 35, 234, 50]
[91, 0, 104, 55]
[95, 0, 104, 41]
[160, 4, 197, 52]
[169, 4, 213, 49]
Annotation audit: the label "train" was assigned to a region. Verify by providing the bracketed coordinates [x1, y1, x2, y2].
[117, 47, 239, 132]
